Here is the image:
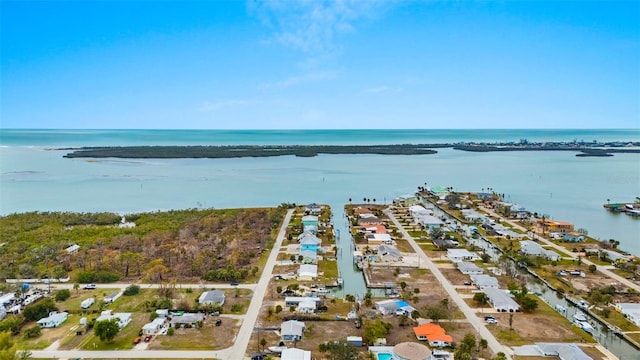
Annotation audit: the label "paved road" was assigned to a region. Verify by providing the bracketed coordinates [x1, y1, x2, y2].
[479, 206, 640, 293]
[31, 209, 294, 360]
[384, 209, 513, 360]
[226, 208, 293, 359]
[46, 283, 257, 291]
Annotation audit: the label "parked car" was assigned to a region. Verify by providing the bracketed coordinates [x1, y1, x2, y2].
[230, 282, 239, 286]
[485, 317, 498, 324]
[83, 284, 96, 290]
[133, 337, 141, 344]
[464, 281, 472, 286]
[250, 354, 266, 360]
[215, 319, 222, 326]
[144, 335, 152, 342]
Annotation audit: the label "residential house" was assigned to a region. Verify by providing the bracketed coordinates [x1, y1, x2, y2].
[346, 336, 363, 347]
[299, 250, 317, 264]
[281, 320, 305, 341]
[432, 239, 458, 249]
[470, 274, 499, 290]
[461, 209, 484, 222]
[298, 298, 317, 314]
[96, 310, 132, 329]
[615, 303, 640, 326]
[37, 312, 68, 328]
[484, 288, 520, 312]
[367, 233, 392, 245]
[600, 249, 628, 263]
[103, 291, 121, 304]
[375, 300, 400, 316]
[358, 216, 381, 226]
[447, 249, 479, 262]
[536, 219, 574, 234]
[358, 224, 387, 234]
[198, 290, 225, 306]
[285, 297, 323, 308]
[456, 261, 483, 275]
[305, 203, 322, 215]
[170, 313, 205, 328]
[417, 215, 444, 230]
[519, 240, 560, 261]
[510, 204, 531, 219]
[298, 264, 318, 281]
[412, 323, 453, 347]
[298, 233, 321, 252]
[80, 297, 95, 309]
[563, 233, 585, 242]
[142, 317, 166, 335]
[408, 205, 432, 218]
[302, 215, 319, 234]
[281, 348, 311, 360]
[535, 343, 592, 360]
[377, 245, 402, 262]
[393, 342, 433, 360]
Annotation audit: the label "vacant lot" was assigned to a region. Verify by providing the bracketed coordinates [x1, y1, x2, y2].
[149, 317, 240, 350]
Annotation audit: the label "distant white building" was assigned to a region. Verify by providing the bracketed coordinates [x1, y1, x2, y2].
[80, 297, 95, 309]
[470, 274, 499, 290]
[198, 290, 226, 306]
[519, 240, 560, 261]
[456, 261, 483, 275]
[65, 244, 80, 254]
[103, 291, 121, 304]
[96, 310, 132, 329]
[37, 312, 68, 328]
[281, 348, 311, 360]
[142, 317, 166, 335]
[447, 249, 478, 262]
[298, 264, 318, 281]
[484, 288, 520, 312]
[615, 303, 640, 327]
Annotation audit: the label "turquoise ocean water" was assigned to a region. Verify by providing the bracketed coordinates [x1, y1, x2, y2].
[1, 129, 639, 255]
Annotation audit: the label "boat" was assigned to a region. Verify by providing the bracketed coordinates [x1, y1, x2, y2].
[268, 342, 287, 353]
[336, 278, 343, 286]
[577, 300, 589, 310]
[555, 304, 567, 314]
[573, 311, 587, 322]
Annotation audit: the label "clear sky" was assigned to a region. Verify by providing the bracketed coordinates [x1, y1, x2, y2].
[1, 0, 639, 129]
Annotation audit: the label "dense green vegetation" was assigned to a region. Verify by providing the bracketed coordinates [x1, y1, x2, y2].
[62, 144, 441, 159]
[0, 208, 285, 283]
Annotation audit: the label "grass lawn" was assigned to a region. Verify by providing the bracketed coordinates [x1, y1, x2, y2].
[57, 288, 116, 313]
[151, 318, 240, 350]
[19, 313, 85, 350]
[318, 258, 339, 280]
[77, 313, 148, 350]
[599, 309, 640, 332]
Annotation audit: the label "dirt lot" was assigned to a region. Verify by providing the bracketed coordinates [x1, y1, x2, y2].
[149, 316, 239, 350]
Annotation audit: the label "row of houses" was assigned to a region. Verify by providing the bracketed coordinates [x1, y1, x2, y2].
[519, 240, 561, 261]
[454, 258, 521, 313]
[408, 205, 444, 229]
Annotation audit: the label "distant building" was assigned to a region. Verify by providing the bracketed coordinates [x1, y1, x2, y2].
[142, 317, 166, 335]
[377, 245, 402, 262]
[484, 288, 520, 312]
[519, 240, 560, 261]
[305, 203, 322, 215]
[281, 348, 311, 360]
[170, 313, 204, 328]
[80, 297, 95, 309]
[358, 224, 387, 234]
[96, 310, 132, 329]
[298, 264, 318, 281]
[103, 291, 121, 304]
[456, 261, 483, 275]
[299, 250, 317, 264]
[393, 342, 433, 360]
[37, 312, 68, 328]
[367, 233, 393, 245]
[536, 219, 574, 234]
[65, 244, 80, 254]
[470, 274, 499, 290]
[413, 323, 453, 347]
[615, 303, 640, 326]
[198, 290, 225, 306]
[447, 249, 478, 262]
[281, 320, 305, 341]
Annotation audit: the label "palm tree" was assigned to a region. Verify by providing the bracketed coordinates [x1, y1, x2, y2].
[348, 198, 352, 204]
[372, 198, 376, 204]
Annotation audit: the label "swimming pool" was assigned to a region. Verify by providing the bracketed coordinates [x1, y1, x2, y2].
[376, 353, 393, 360]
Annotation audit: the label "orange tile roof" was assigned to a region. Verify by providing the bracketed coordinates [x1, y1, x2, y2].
[412, 323, 453, 342]
[360, 225, 387, 234]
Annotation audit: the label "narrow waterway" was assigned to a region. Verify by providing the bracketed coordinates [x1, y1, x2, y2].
[330, 204, 368, 299]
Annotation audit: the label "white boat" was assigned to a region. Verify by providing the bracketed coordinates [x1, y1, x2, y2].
[555, 304, 567, 314]
[577, 300, 589, 310]
[268, 346, 287, 353]
[573, 311, 588, 322]
[336, 278, 343, 286]
[574, 319, 593, 334]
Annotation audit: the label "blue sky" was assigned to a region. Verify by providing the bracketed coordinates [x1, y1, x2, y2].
[1, 0, 638, 129]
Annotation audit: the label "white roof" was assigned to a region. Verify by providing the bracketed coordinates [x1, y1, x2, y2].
[298, 233, 322, 244]
[368, 233, 392, 241]
[484, 288, 520, 310]
[299, 299, 317, 309]
[281, 348, 311, 360]
[65, 244, 80, 253]
[302, 215, 318, 222]
[281, 320, 305, 336]
[409, 205, 430, 214]
[520, 240, 559, 259]
[298, 264, 318, 277]
[447, 248, 475, 258]
[536, 343, 592, 360]
[417, 214, 444, 225]
[456, 261, 483, 273]
[470, 274, 499, 287]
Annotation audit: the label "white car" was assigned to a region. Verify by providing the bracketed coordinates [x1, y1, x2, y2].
[485, 318, 498, 324]
[83, 284, 97, 290]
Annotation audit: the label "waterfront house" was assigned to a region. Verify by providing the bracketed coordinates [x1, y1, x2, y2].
[393, 342, 433, 360]
[484, 288, 520, 312]
[96, 310, 132, 329]
[510, 204, 531, 219]
[535, 343, 592, 360]
[375, 300, 400, 315]
[456, 261, 483, 275]
[301, 215, 318, 227]
[615, 303, 640, 326]
[470, 274, 499, 290]
[519, 240, 560, 261]
[377, 245, 402, 262]
[142, 317, 166, 335]
[433, 239, 458, 249]
[367, 233, 393, 245]
[285, 297, 323, 308]
[536, 219, 574, 234]
[37, 311, 68, 328]
[563, 232, 585, 242]
[461, 209, 484, 222]
[599, 249, 627, 263]
[299, 234, 321, 252]
[305, 203, 322, 215]
[298, 298, 317, 314]
[298, 264, 318, 281]
[408, 205, 432, 217]
[358, 215, 381, 226]
[299, 250, 317, 264]
[281, 348, 312, 360]
[170, 313, 204, 328]
[417, 215, 444, 230]
[412, 323, 453, 347]
[198, 290, 225, 306]
[358, 224, 387, 234]
[281, 320, 305, 341]
[447, 249, 478, 262]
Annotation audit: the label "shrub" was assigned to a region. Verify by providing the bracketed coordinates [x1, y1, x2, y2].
[275, 305, 283, 313]
[55, 289, 71, 302]
[123, 284, 140, 296]
[23, 325, 42, 339]
[231, 304, 244, 313]
[167, 327, 175, 336]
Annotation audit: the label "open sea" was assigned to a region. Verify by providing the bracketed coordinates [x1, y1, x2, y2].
[1, 129, 639, 255]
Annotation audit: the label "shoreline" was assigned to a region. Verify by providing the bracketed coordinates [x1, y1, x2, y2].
[60, 141, 640, 159]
